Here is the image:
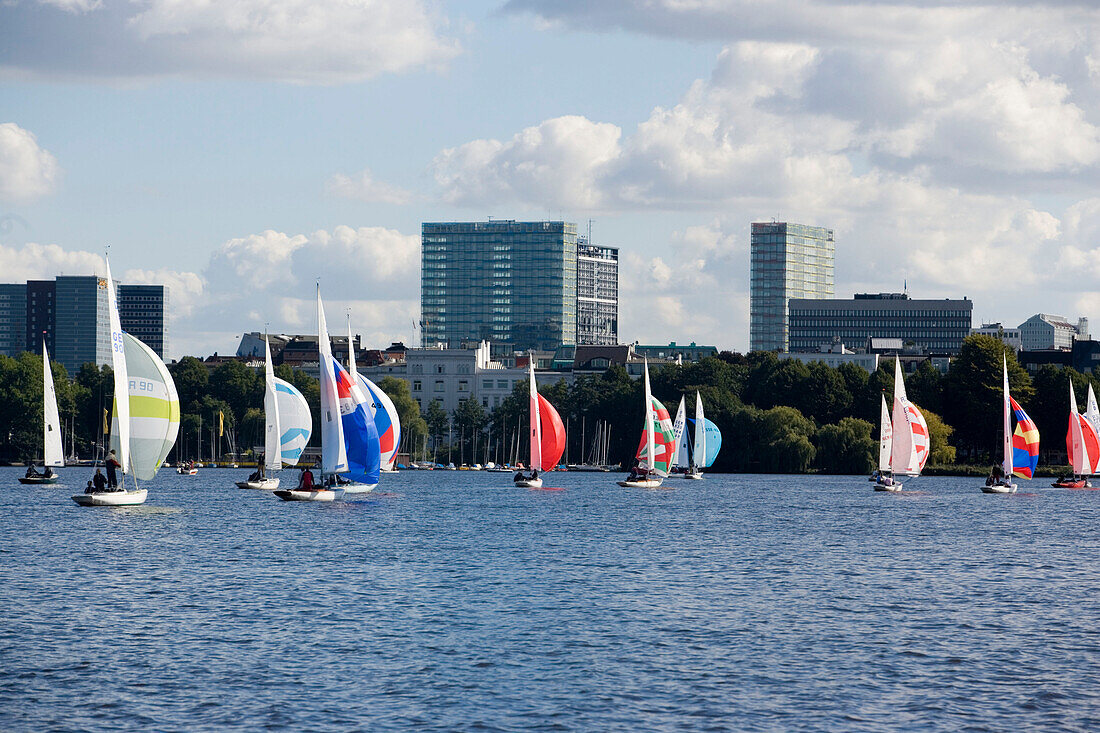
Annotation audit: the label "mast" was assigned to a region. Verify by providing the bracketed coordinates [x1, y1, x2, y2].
[529, 359, 543, 471]
[1002, 354, 1013, 479]
[642, 358, 655, 472]
[317, 284, 348, 475]
[264, 336, 282, 472]
[105, 256, 130, 479]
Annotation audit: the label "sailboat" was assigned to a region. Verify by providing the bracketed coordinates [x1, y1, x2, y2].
[684, 392, 719, 479]
[236, 337, 312, 489]
[1058, 381, 1099, 489]
[74, 257, 180, 506]
[335, 316, 381, 494]
[618, 359, 676, 488]
[983, 355, 1039, 493]
[514, 360, 566, 488]
[19, 336, 64, 484]
[669, 396, 688, 476]
[275, 286, 349, 502]
[873, 357, 929, 491]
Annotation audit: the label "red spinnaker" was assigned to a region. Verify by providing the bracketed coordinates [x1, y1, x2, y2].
[537, 394, 566, 471]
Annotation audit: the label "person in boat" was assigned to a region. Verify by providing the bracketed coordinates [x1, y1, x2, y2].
[84, 480, 96, 494]
[105, 450, 121, 488]
[879, 473, 894, 486]
[92, 468, 107, 493]
[514, 470, 524, 482]
[25, 465, 39, 478]
[298, 466, 315, 490]
[43, 466, 53, 478]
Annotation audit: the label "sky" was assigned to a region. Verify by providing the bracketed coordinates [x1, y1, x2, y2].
[2, 0, 1100, 359]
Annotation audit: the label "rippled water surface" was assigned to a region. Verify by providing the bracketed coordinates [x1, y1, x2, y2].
[3, 468, 1100, 731]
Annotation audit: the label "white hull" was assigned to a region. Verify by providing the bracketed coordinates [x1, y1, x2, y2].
[381, 468, 399, 474]
[873, 482, 902, 492]
[340, 483, 377, 495]
[515, 478, 543, 488]
[72, 489, 148, 506]
[981, 483, 1017, 494]
[177, 468, 198, 475]
[274, 488, 344, 502]
[236, 478, 280, 490]
[618, 478, 665, 488]
[684, 470, 703, 480]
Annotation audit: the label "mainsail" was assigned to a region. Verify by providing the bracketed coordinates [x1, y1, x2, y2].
[889, 357, 929, 476]
[263, 337, 282, 472]
[1066, 383, 1099, 476]
[317, 286, 348, 475]
[42, 341, 63, 467]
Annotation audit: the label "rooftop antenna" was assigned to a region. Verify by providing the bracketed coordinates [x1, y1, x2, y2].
[587, 218, 594, 244]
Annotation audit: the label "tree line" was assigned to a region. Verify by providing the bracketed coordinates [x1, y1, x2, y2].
[0, 333, 1088, 472]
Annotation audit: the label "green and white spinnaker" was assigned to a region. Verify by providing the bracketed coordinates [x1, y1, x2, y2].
[110, 333, 180, 481]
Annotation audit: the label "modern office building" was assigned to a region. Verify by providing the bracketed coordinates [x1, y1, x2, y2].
[576, 238, 618, 345]
[0, 276, 168, 373]
[787, 293, 973, 354]
[750, 221, 835, 352]
[421, 220, 579, 354]
[972, 322, 1023, 350]
[1018, 314, 1088, 351]
[118, 284, 168, 358]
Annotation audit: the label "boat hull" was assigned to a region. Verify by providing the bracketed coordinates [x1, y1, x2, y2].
[683, 471, 703, 480]
[177, 468, 198, 475]
[340, 483, 377, 494]
[618, 479, 665, 488]
[273, 488, 344, 502]
[981, 483, 1017, 494]
[1052, 479, 1092, 488]
[236, 478, 280, 490]
[515, 478, 543, 488]
[19, 475, 60, 485]
[873, 482, 902, 492]
[72, 489, 148, 506]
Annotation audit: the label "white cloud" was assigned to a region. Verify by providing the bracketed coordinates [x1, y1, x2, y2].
[1, 0, 461, 84]
[124, 267, 205, 318]
[0, 242, 100, 281]
[0, 123, 60, 204]
[327, 169, 412, 205]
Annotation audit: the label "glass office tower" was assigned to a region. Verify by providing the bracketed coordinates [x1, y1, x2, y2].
[53, 276, 111, 375]
[118, 284, 168, 358]
[576, 239, 618, 345]
[421, 221, 578, 353]
[750, 222, 834, 352]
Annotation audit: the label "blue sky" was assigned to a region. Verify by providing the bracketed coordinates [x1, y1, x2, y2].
[3, 0, 1100, 358]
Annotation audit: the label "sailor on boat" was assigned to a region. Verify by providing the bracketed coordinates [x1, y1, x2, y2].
[92, 469, 107, 493]
[247, 456, 266, 483]
[297, 466, 315, 490]
[105, 450, 121, 488]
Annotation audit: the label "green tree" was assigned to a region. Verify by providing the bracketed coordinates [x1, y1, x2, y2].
[814, 417, 875, 474]
[921, 408, 956, 465]
[452, 398, 488, 465]
[425, 399, 449, 458]
[208, 360, 262, 426]
[169, 356, 209, 411]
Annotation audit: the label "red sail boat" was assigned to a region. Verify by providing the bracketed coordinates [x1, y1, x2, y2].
[514, 359, 566, 488]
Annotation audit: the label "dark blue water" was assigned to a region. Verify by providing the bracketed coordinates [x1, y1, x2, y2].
[2, 468, 1100, 731]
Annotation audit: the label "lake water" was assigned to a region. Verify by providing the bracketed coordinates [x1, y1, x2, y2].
[2, 468, 1099, 731]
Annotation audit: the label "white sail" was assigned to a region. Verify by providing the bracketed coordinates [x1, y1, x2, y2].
[1086, 384, 1100, 435]
[1069, 383, 1091, 476]
[109, 333, 180, 481]
[264, 337, 282, 472]
[105, 257, 130, 477]
[1002, 355, 1013, 478]
[42, 341, 63, 467]
[878, 393, 892, 472]
[317, 286, 348, 475]
[889, 357, 929, 476]
[274, 377, 311, 465]
[693, 392, 705, 471]
[670, 396, 687, 469]
[528, 360, 542, 470]
[643, 358, 655, 473]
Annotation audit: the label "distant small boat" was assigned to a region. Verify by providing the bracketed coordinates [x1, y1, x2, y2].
[619, 359, 675, 488]
[982, 355, 1038, 494]
[514, 360, 566, 488]
[1057, 379, 1098, 490]
[20, 336, 63, 485]
[874, 357, 928, 492]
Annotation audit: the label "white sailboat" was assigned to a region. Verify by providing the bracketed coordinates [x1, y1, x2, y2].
[275, 285, 345, 502]
[982, 355, 1032, 493]
[874, 357, 929, 492]
[1060, 382, 1099, 489]
[74, 257, 180, 506]
[668, 395, 688, 476]
[514, 360, 566, 488]
[618, 359, 675, 488]
[685, 392, 706, 480]
[238, 337, 283, 489]
[20, 336, 64, 484]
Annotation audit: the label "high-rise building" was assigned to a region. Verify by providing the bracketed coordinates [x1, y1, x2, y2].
[422, 220, 578, 353]
[118, 284, 168, 358]
[53, 276, 111, 375]
[787, 293, 973, 354]
[576, 238, 618, 345]
[0, 276, 168, 373]
[750, 221, 835, 352]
